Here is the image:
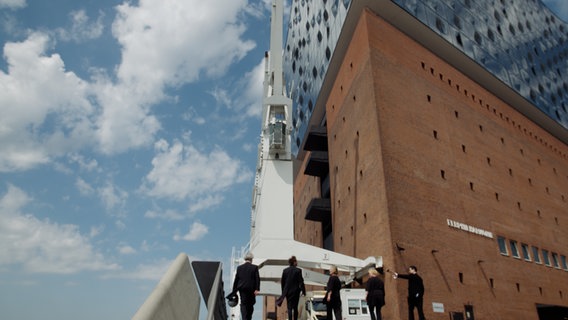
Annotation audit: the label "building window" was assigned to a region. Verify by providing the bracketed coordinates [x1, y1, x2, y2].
[561, 255, 568, 271]
[497, 236, 508, 255]
[510, 240, 520, 258]
[521, 243, 531, 261]
[542, 249, 551, 266]
[532, 246, 542, 264]
[552, 253, 560, 268]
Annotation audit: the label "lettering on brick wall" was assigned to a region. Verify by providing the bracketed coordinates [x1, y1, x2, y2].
[447, 219, 494, 239]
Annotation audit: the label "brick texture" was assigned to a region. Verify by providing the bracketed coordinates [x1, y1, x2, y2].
[292, 9, 568, 320]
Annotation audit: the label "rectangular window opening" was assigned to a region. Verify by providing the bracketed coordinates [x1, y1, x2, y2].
[542, 249, 551, 266]
[521, 243, 531, 261]
[552, 253, 560, 268]
[497, 236, 508, 255]
[561, 255, 568, 271]
[532, 246, 542, 264]
[510, 240, 520, 258]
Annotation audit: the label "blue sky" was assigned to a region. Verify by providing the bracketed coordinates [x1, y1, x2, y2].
[0, 1, 566, 320]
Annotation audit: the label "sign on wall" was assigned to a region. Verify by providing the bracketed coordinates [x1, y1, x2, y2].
[447, 219, 493, 239]
[432, 302, 445, 313]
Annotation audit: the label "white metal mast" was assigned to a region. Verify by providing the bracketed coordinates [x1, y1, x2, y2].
[232, 0, 382, 301]
[249, 0, 294, 251]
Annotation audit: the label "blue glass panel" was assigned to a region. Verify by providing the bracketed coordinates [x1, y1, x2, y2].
[284, 0, 568, 154]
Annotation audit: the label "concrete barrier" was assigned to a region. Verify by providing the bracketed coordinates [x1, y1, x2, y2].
[132, 253, 200, 320]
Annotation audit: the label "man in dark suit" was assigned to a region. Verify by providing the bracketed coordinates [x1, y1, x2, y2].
[280, 256, 306, 320]
[232, 252, 260, 320]
[393, 265, 425, 320]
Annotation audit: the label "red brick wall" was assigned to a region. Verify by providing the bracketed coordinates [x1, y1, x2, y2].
[293, 9, 568, 320]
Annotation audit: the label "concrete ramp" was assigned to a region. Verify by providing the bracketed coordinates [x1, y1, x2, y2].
[132, 253, 226, 320]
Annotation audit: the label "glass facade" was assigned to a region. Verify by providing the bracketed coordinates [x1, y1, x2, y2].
[284, 0, 568, 154]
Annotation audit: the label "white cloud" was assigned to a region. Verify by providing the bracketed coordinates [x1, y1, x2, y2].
[140, 240, 150, 252]
[210, 87, 233, 108]
[89, 225, 104, 238]
[181, 107, 206, 125]
[240, 58, 265, 118]
[192, 117, 206, 125]
[242, 143, 254, 152]
[141, 139, 252, 208]
[173, 221, 208, 241]
[91, 76, 162, 155]
[144, 208, 185, 221]
[207, 58, 264, 120]
[117, 244, 136, 255]
[0, 13, 19, 36]
[102, 254, 201, 280]
[188, 194, 224, 213]
[242, 0, 268, 19]
[115, 220, 126, 230]
[57, 9, 104, 42]
[68, 153, 99, 172]
[76, 177, 95, 196]
[103, 258, 172, 281]
[0, 0, 25, 9]
[0, 185, 119, 274]
[98, 181, 128, 211]
[112, 0, 254, 89]
[0, 0, 259, 171]
[0, 33, 93, 171]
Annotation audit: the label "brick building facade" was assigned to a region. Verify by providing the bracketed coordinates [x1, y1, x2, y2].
[285, 3, 568, 320]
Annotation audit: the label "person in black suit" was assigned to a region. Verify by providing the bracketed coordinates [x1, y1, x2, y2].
[365, 268, 385, 320]
[326, 265, 342, 320]
[393, 265, 425, 320]
[280, 256, 306, 320]
[232, 252, 260, 320]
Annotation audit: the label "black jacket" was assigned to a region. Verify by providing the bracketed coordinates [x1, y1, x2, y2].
[232, 262, 260, 305]
[281, 265, 306, 299]
[397, 273, 424, 299]
[326, 275, 342, 307]
[365, 276, 385, 307]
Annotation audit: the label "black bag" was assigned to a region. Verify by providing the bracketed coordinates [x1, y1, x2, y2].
[276, 295, 285, 307]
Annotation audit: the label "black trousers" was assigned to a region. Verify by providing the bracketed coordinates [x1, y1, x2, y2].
[240, 303, 254, 320]
[287, 303, 299, 320]
[369, 304, 383, 320]
[327, 304, 341, 320]
[407, 296, 425, 320]
[286, 295, 300, 320]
